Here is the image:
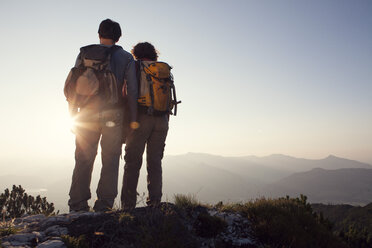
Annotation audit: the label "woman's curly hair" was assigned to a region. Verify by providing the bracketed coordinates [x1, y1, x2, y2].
[131, 42, 158, 61]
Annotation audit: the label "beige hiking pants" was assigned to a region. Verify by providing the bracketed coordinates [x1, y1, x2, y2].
[121, 113, 169, 210]
[68, 108, 123, 212]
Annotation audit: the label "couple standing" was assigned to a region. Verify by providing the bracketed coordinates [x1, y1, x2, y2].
[65, 19, 171, 212]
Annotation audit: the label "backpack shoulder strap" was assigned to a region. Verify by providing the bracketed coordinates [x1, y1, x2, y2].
[108, 45, 122, 55]
[79, 44, 120, 61]
[136, 60, 142, 95]
[110, 44, 122, 51]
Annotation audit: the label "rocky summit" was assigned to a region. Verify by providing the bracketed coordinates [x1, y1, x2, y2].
[0, 203, 256, 248]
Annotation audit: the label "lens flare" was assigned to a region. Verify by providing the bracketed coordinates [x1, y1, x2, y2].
[69, 116, 78, 133]
[105, 121, 115, 127]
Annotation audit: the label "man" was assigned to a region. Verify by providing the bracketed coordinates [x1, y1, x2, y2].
[65, 19, 138, 212]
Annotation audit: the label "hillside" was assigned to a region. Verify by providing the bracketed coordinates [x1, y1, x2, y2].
[312, 203, 372, 248]
[1, 195, 351, 248]
[1, 154, 372, 212]
[263, 168, 372, 205]
[165, 153, 372, 184]
[242, 154, 372, 172]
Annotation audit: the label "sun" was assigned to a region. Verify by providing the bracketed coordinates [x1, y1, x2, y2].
[56, 111, 79, 135]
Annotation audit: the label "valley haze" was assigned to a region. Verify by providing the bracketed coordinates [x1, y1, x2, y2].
[1, 153, 371, 213]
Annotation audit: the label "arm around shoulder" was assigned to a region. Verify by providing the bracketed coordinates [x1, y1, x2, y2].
[125, 57, 138, 123]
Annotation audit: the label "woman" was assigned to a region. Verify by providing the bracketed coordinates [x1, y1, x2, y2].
[121, 42, 170, 210]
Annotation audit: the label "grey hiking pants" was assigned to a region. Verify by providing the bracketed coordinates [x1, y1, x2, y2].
[121, 113, 168, 209]
[68, 108, 123, 212]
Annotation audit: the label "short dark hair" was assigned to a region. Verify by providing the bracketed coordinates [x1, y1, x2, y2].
[98, 19, 122, 42]
[131, 42, 158, 61]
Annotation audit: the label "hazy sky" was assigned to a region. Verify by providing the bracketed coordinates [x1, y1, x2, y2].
[0, 0, 371, 165]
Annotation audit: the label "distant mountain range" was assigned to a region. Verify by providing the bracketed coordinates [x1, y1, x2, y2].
[164, 153, 372, 183]
[1, 153, 371, 213]
[241, 154, 372, 172]
[161, 153, 372, 205]
[263, 168, 372, 205]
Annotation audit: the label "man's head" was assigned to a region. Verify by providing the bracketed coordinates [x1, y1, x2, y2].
[98, 19, 122, 43]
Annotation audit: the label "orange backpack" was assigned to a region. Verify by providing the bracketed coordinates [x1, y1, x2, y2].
[137, 61, 181, 115]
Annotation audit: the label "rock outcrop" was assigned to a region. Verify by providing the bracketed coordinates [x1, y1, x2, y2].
[1, 203, 255, 248]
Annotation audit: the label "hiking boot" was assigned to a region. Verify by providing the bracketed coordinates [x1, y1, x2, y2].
[69, 205, 90, 213]
[147, 200, 161, 208]
[122, 202, 135, 212]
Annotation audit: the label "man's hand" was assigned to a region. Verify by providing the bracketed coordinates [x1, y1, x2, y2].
[130, 121, 140, 130]
[68, 104, 78, 117]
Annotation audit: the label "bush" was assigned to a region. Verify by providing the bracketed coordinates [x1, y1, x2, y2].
[313, 202, 372, 247]
[0, 225, 18, 238]
[0, 185, 56, 219]
[174, 194, 200, 210]
[194, 212, 227, 238]
[61, 235, 88, 248]
[218, 195, 348, 248]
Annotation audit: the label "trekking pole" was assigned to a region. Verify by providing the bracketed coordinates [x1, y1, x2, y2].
[171, 84, 181, 116]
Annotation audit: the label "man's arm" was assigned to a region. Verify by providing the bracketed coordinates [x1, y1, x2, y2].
[68, 53, 82, 117]
[125, 57, 138, 125]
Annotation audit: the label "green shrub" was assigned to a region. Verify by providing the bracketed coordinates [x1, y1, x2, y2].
[194, 212, 227, 238]
[135, 208, 196, 248]
[339, 223, 371, 248]
[61, 235, 88, 248]
[118, 212, 134, 223]
[0, 225, 18, 238]
[0, 185, 56, 219]
[174, 194, 200, 210]
[313, 202, 372, 247]
[219, 195, 347, 248]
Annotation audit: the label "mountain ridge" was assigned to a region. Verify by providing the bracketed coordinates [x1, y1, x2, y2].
[264, 167, 372, 205]
[1, 153, 371, 213]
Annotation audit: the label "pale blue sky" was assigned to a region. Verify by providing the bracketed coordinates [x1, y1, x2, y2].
[0, 0, 371, 164]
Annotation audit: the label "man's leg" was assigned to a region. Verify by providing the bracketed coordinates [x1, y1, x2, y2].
[146, 115, 168, 206]
[121, 114, 151, 210]
[94, 109, 124, 211]
[68, 119, 100, 212]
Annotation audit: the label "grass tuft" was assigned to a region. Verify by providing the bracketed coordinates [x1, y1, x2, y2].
[174, 194, 200, 209]
[215, 195, 348, 248]
[61, 234, 88, 248]
[194, 212, 227, 238]
[0, 223, 18, 238]
[118, 212, 134, 223]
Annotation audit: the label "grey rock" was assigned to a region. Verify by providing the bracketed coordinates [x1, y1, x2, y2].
[0, 241, 11, 247]
[66, 211, 101, 220]
[49, 237, 62, 241]
[208, 209, 254, 246]
[22, 214, 46, 223]
[40, 216, 70, 229]
[32, 231, 46, 242]
[3, 233, 37, 243]
[5, 240, 30, 246]
[3, 245, 31, 248]
[37, 239, 66, 248]
[13, 223, 28, 229]
[13, 218, 23, 225]
[44, 225, 68, 237]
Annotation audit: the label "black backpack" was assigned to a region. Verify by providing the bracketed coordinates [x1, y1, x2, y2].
[64, 45, 121, 109]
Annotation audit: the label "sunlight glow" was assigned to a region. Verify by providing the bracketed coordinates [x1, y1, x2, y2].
[105, 121, 115, 127]
[68, 116, 78, 134]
